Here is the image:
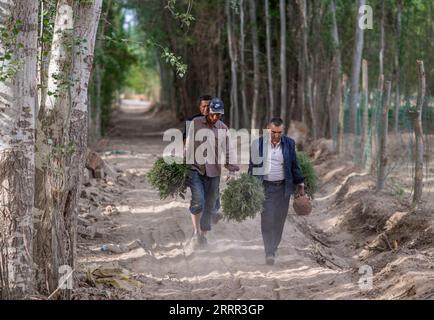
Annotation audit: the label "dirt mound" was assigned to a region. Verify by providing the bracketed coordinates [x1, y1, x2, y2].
[323, 166, 434, 299]
[288, 121, 309, 151]
[305, 138, 336, 165]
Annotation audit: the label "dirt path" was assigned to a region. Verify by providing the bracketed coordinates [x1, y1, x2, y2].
[75, 100, 432, 300]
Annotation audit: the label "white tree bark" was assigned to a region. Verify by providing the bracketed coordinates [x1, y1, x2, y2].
[62, 0, 102, 298]
[0, 0, 38, 299]
[33, 0, 75, 296]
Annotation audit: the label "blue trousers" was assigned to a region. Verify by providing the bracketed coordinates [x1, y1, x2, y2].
[261, 181, 291, 257]
[187, 169, 220, 232]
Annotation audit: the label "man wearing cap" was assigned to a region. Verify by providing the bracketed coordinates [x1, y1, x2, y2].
[248, 117, 305, 265]
[185, 98, 239, 246]
[183, 95, 224, 225]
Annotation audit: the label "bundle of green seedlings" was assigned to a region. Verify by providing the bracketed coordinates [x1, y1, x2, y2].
[221, 173, 265, 222]
[296, 152, 318, 198]
[147, 157, 188, 200]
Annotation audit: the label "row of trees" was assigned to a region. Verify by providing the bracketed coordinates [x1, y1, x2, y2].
[125, 0, 432, 207]
[125, 0, 432, 136]
[0, 0, 102, 299]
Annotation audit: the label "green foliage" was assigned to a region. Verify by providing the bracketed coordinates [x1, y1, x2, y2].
[296, 152, 318, 198]
[161, 47, 187, 78]
[147, 157, 188, 200]
[221, 173, 265, 222]
[89, 1, 137, 135]
[0, 18, 23, 82]
[165, 0, 195, 27]
[47, 141, 76, 162]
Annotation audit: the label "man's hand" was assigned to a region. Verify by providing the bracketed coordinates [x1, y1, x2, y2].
[225, 171, 237, 183]
[297, 183, 305, 197]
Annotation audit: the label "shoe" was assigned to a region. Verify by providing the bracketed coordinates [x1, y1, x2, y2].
[212, 212, 223, 225]
[198, 233, 208, 246]
[265, 255, 275, 266]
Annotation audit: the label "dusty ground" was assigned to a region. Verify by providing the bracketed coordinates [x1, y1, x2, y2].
[73, 100, 434, 300]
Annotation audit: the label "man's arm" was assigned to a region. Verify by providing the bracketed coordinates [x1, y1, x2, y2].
[290, 140, 305, 195]
[224, 128, 240, 173]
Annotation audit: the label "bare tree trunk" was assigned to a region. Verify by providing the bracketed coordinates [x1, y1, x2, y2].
[411, 61, 426, 206]
[279, 0, 287, 121]
[34, 0, 75, 296]
[378, 0, 385, 85]
[0, 0, 38, 299]
[394, 0, 402, 135]
[337, 75, 346, 154]
[248, 0, 260, 129]
[349, 0, 365, 134]
[226, 0, 239, 130]
[370, 75, 384, 174]
[330, 0, 342, 147]
[91, 0, 112, 142]
[361, 59, 370, 169]
[376, 81, 391, 192]
[299, 0, 316, 139]
[61, 0, 102, 299]
[239, 0, 248, 128]
[217, 26, 224, 98]
[265, 0, 275, 119]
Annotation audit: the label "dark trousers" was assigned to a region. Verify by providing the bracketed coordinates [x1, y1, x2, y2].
[261, 181, 291, 257]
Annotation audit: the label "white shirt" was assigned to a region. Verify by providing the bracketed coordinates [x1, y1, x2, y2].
[264, 142, 285, 181]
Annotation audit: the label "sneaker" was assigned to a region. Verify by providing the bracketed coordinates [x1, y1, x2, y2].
[265, 255, 275, 266]
[212, 212, 223, 225]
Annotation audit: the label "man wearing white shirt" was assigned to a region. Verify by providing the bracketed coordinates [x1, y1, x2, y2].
[249, 118, 305, 265]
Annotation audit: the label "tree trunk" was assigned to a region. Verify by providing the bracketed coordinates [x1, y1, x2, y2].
[38, 1, 52, 118]
[299, 0, 316, 139]
[279, 0, 287, 121]
[376, 81, 391, 192]
[33, 0, 75, 296]
[337, 75, 347, 154]
[412, 61, 426, 206]
[62, 0, 102, 299]
[265, 0, 275, 120]
[239, 0, 248, 128]
[349, 0, 365, 134]
[370, 75, 384, 174]
[226, 0, 239, 130]
[378, 0, 385, 85]
[248, 0, 260, 130]
[394, 0, 402, 135]
[361, 59, 370, 169]
[330, 0, 342, 147]
[0, 0, 38, 299]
